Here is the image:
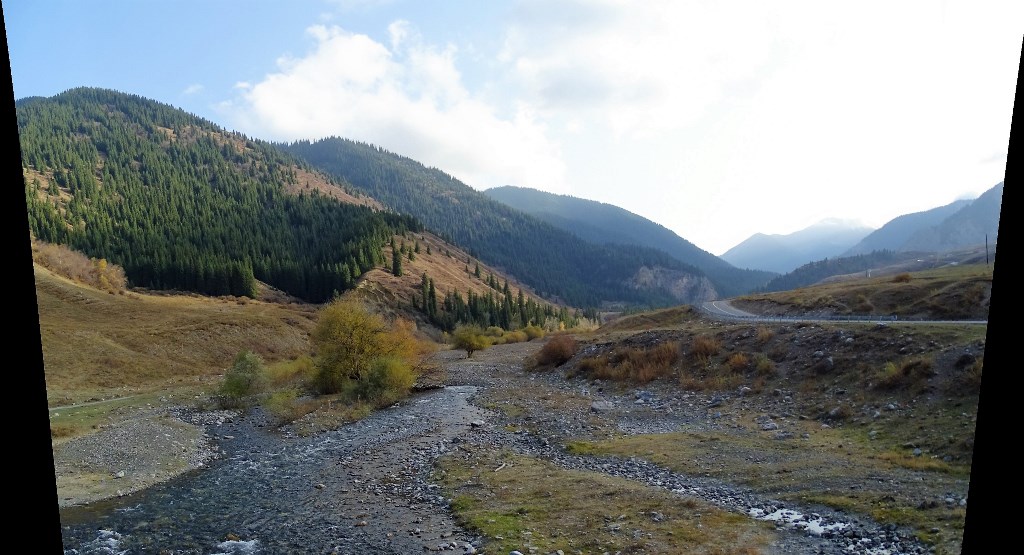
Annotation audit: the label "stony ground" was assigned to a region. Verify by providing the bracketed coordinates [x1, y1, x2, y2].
[53, 333, 977, 554]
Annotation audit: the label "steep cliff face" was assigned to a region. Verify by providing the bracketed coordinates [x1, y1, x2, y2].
[627, 266, 718, 304]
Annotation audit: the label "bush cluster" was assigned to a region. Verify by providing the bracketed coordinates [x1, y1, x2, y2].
[532, 335, 579, 367]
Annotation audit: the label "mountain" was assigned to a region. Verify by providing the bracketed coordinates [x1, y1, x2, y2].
[17, 87, 717, 331]
[482, 185, 775, 297]
[17, 87, 588, 334]
[897, 182, 1003, 253]
[282, 137, 717, 309]
[841, 199, 972, 256]
[720, 218, 874, 274]
[18, 87, 423, 303]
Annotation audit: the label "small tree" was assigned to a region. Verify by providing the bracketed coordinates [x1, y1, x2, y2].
[312, 298, 417, 394]
[452, 324, 491, 358]
[219, 350, 268, 409]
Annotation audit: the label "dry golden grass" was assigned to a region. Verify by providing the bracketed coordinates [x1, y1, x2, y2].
[35, 263, 318, 407]
[755, 325, 774, 343]
[735, 261, 993, 321]
[725, 352, 750, 372]
[691, 334, 721, 360]
[570, 341, 680, 384]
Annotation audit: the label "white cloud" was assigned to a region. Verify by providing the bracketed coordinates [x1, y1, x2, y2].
[182, 84, 204, 95]
[224, 23, 566, 192]
[216, 1, 1018, 255]
[495, 0, 1020, 253]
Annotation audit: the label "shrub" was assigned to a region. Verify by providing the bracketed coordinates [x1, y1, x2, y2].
[31, 239, 128, 293]
[756, 326, 775, 343]
[312, 298, 420, 394]
[485, 326, 505, 337]
[534, 335, 578, 367]
[874, 357, 935, 390]
[854, 294, 874, 313]
[219, 350, 269, 409]
[503, 330, 529, 344]
[263, 388, 301, 423]
[523, 325, 546, 340]
[576, 356, 611, 378]
[265, 355, 316, 389]
[726, 352, 750, 372]
[355, 356, 418, 405]
[647, 341, 681, 367]
[576, 342, 679, 383]
[754, 353, 776, 376]
[691, 334, 721, 361]
[892, 273, 912, 283]
[452, 324, 492, 358]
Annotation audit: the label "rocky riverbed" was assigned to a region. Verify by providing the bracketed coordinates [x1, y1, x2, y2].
[54, 340, 973, 554]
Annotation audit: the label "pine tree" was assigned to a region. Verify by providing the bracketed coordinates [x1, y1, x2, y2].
[392, 247, 403, 276]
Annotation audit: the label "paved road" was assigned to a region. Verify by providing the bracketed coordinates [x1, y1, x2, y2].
[700, 300, 987, 325]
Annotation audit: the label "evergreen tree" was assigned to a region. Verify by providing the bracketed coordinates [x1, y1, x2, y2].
[392, 247, 403, 276]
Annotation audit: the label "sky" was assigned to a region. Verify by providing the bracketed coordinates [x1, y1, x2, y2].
[4, 0, 1020, 255]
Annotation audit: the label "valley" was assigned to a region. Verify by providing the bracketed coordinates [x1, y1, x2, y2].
[43, 259, 987, 555]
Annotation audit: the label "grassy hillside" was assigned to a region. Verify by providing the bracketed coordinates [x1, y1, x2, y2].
[734, 258, 993, 321]
[35, 259, 318, 409]
[283, 137, 714, 309]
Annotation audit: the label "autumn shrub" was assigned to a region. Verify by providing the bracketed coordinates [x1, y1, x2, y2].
[578, 342, 679, 383]
[483, 326, 502, 337]
[756, 326, 775, 343]
[32, 239, 127, 293]
[892, 273, 912, 283]
[647, 341, 681, 367]
[575, 356, 613, 379]
[523, 325, 546, 340]
[691, 334, 721, 362]
[263, 388, 302, 423]
[854, 294, 874, 313]
[533, 335, 578, 367]
[503, 330, 529, 343]
[452, 324, 492, 358]
[726, 352, 750, 372]
[679, 362, 743, 391]
[265, 355, 316, 389]
[312, 298, 420, 395]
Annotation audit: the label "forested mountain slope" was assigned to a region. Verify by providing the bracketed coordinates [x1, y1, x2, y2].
[18, 87, 419, 303]
[483, 185, 775, 297]
[283, 137, 717, 309]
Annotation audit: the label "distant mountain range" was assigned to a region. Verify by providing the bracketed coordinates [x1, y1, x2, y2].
[719, 182, 1003, 275]
[720, 219, 875, 274]
[844, 182, 1002, 256]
